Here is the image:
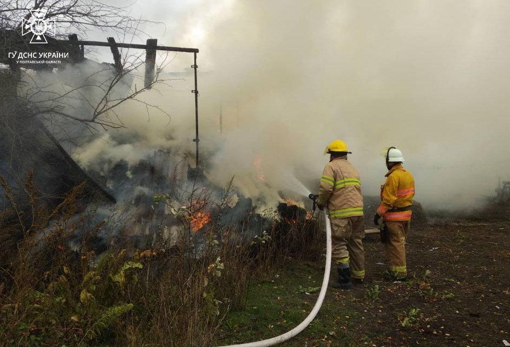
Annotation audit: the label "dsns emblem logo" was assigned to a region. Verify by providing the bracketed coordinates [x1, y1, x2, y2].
[22, 9, 55, 44]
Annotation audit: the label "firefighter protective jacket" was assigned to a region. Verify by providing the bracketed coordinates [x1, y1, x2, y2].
[318, 157, 363, 218]
[376, 164, 415, 221]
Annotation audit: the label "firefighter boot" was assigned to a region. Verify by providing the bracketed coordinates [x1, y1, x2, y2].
[332, 266, 353, 290]
[383, 270, 408, 282]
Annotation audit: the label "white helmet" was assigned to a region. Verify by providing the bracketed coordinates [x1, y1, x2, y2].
[386, 147, 405, 162]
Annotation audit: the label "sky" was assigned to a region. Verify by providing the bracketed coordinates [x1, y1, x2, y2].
[65, 0, 510, 211]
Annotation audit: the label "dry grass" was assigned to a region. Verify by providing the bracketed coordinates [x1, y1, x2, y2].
[0, 172, 322, 346]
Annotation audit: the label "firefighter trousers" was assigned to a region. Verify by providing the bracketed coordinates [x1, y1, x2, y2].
[329, 216, 365, 279]
[384, 220, 410, 279]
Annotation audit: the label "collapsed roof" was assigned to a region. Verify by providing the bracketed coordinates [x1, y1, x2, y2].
[0, 100, 116, 211]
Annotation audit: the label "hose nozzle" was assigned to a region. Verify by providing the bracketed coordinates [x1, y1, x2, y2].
[308, 194, 319, 211]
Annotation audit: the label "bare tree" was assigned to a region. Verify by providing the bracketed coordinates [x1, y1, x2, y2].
[0, 0, 153, 38]
[0, 0, 184, 215]
[1, 0, 174, 132]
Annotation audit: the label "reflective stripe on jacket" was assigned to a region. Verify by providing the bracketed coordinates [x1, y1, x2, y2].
[318, 157, 363, 218]
[377, 164, 415, 221]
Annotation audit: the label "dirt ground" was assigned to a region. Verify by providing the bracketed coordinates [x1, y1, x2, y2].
[321, 204, 510, 346]
[217, 203, 510, 346]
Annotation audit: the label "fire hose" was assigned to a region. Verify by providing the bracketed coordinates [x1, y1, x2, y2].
[216, 195, 331, 347]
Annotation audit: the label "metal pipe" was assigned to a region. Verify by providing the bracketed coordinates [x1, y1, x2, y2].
[193, 52, 199, 167]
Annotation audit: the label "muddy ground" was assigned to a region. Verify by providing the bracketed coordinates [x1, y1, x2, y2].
[218, 203, 510, 346]
[317, 204, 510, 346]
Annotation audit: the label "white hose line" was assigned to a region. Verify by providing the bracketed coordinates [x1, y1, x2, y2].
[216, 211, 332, 347]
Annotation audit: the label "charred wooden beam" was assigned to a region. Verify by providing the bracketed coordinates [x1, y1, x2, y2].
[68, 34, 84, 64]
[58, 39, 199, 53]
[107, 37, 123, 73]
[144, 38, 157, 89]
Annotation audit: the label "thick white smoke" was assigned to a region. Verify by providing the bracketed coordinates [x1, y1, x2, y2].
[48, 0, 510, 211]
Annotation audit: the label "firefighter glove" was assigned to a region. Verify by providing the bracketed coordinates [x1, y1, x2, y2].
[317, 203, 325, 211]
[373, 213, 381, 226]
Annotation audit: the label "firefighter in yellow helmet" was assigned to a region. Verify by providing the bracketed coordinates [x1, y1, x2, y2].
[317, 140, 365, 289]
[374, 147, 415, 281]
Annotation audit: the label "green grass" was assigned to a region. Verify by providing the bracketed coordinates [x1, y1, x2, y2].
[216, 262, 360, 346]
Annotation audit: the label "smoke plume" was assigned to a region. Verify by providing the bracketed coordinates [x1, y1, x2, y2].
[55, 0, 510, 210]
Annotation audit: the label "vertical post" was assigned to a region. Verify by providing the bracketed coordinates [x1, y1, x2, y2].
[192, 52, 199, 167]
[107, 37, 122, 73]
[145, 39, 157, 89]
[68, 34, 84, 64]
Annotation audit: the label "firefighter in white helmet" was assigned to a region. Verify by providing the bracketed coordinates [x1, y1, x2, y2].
[374, 147, 415, 281]
[316, 140, 365, 289]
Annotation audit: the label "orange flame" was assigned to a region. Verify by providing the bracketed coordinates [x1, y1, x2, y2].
[189, 200, 212, 232]
[191, 211, 212, 232]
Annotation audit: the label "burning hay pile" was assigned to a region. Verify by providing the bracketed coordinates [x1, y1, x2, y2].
[81, 148, 321, 252]
[0, 127, 324, 346]
[0, 63, 324, 345]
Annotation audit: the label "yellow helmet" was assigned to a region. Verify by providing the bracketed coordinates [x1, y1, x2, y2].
[324, 140, 352, 155]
